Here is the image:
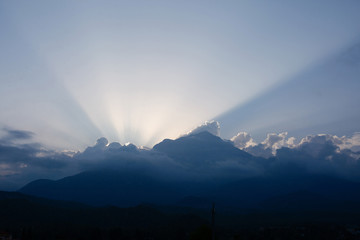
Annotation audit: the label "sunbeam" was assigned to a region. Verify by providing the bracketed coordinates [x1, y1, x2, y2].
[216, 41, 360, 141]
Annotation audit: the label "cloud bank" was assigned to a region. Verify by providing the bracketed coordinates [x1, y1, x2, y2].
[232, 132, 293, 158]
[231, 131, 360, 158]
[231, 131, 360, 178]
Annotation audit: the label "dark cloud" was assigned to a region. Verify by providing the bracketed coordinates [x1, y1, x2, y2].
[272, 142, 360, 179]
[0, 128, 35, 144]
[6, 129, 34, 140]
[245, 144, 273, 159]
[0, 142, 73, 191]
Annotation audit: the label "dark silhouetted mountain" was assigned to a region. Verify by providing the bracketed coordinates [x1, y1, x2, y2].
[207, 174, 360, 210]
[19, 131, 257, 207]
[0, 190, 210, 240]
[19, 169, 188, 207]
[258, 190, 335, 211]
[153, 131, 253, 166]
[19, 170, 360, 212]
[6, 190, 360, 240]
[0, 190, 88, 209]
[18, 131, 360, 212]
[177, 196, 213, 209]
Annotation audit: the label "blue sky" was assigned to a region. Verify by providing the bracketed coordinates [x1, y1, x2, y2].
[1, 0, 360, 149]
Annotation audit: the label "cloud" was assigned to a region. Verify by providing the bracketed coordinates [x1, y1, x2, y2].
[264, 133, 360, 179]
[244, 144, 273, 159]
[231, 131, 360, 159]
[262, 132, 288, 150]
[78, 137, 110, 161]
[230, 131, 360, 178]
[231, 132, 256, 149]
[287, 133, 360, 159]
[273, 141, 359, 178]
[295, 134, 338, 158]
[0, 142, 74, 190]
[0, 128, 35, 144]
[329, 132, 360, 152]
[231, 132, 290, 158]
[76, 138, 142, 161]
[185, 120, 220, 137]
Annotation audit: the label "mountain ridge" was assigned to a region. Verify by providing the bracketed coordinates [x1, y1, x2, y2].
[18, 131, 360, 211]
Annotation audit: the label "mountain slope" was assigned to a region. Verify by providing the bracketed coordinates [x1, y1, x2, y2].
[153, 131, 253, 167]
[19, 169, 185, 206]
[0, 191, 209, 240]
[207, 174, 360, 209]
[18, 131, 360, 211]
[19, 131, 257, 207]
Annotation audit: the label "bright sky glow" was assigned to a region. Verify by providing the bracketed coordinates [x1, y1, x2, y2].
[1, 1, 360, 149]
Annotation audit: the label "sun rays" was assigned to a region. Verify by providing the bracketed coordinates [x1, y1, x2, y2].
[1, 1, 360, 149]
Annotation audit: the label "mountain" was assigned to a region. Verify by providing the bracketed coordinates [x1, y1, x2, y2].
[6, 190, 360, 240]
[19, 169, 187, 207]
[256, 190, 359, 212]
[19, 170, 360, 211]
[18, 131, 360, 212]
[153, 131, 254, 167]
[206, 174, 360, 210]
[0, 191, 209, 240]
[20, 131, 256, 207]
[0, 190, 88, 209]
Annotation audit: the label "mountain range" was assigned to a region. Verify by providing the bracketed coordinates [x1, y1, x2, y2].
[19, 131, 360, 212]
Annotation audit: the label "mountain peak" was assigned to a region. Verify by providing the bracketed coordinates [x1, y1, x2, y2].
[153, 130, 252, 166]
[187, 130, 219, 138]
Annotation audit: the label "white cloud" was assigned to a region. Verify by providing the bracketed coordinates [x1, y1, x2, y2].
[293, 133, 358, 151]
[231, 132, 256, 149]
[185, 120, 220, 137]
[286, 137, 296, 148]
[292, 133, 360, 160]
[336, 132, 360, 152]
[231, 131, 291, 158]
[231, 131, 360, 160]
[262, 132, 288, 152]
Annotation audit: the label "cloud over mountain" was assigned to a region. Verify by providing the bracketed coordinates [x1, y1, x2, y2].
[231, 131, 360, 158]
[231, 131, 360, 178]
[184, 120, 220, 137]
[1, 123, 360, 191]
[231, 132, 292, 158]
[231, 132, 256, 149]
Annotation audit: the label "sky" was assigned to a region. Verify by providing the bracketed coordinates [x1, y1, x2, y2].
[1, 0, 360, 150]
[217, 41, 360, 141]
